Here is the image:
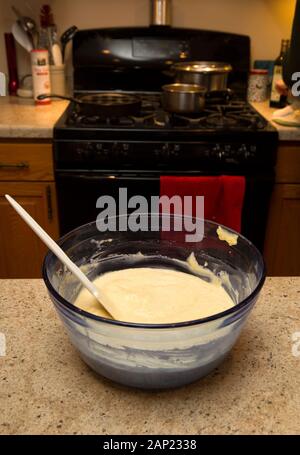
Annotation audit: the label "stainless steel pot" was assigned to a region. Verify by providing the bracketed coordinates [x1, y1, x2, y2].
[162, 83, 206, 114]
[172, 61, 232, 92]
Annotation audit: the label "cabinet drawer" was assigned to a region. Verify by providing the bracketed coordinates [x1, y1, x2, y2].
[0, 143, 54, 181]
[276, 144, 300, 183]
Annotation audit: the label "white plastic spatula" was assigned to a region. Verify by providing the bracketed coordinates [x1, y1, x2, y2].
[5, 194, 115, 319]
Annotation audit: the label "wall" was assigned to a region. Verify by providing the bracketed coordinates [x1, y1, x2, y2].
[0, 0, 297, 82]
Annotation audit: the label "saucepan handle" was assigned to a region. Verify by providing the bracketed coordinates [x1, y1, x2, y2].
[37, 94, 80, 103]
[198, 92, 206, 111]
[205, 88, 233, 101]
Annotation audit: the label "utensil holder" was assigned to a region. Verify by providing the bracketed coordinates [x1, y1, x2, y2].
[50, 64, 66, 98]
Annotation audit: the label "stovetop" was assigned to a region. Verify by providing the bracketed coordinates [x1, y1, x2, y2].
[54, 91, 277, 141]
[54, 93, 277, 147]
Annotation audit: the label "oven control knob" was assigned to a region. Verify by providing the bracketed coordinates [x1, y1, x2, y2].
[162, 144, 180, 157]
[120, 144, 129, 156]
[162, 144, 170, 157]
[95, 143, 109, 157]
[247, 145, 257, 159]
[212, 144, 223, 159]
[172, 144, 181, 156]
[112, 142, 122, 156]
[224, 144, 232, 156]
[238, 144, 247, 154]
[238, 144, 252, 160]
[95, 143, 102, 154]
[76, 145, 91, 159]
[87, 142, 96, 152]
[215, 145, 225, 159]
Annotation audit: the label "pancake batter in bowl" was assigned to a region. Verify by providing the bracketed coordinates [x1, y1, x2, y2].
[74, 266, 234, 324]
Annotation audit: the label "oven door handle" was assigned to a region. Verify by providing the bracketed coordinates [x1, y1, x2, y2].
[56, 172, 159, 181]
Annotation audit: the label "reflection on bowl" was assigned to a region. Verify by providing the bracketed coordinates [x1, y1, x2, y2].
[42, 215, 265, 389]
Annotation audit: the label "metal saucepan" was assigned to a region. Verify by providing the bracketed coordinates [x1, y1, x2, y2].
[172, 61, 232, 92]
[37, 93, 142, 117]
[162, 83, 207, 114]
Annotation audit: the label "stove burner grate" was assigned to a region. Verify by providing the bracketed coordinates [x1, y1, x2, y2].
[66, 94, 267, 131]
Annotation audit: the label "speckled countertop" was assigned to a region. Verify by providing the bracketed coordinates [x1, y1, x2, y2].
[0, 96, 68, 139]
[0, 277, 299, 435]
[251, 101, 300, 141]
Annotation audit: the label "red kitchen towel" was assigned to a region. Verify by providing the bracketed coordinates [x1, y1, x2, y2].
[160, 175, 246, 232]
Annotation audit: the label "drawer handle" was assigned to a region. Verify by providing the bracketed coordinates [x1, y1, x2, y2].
[46, 185, 53, 221]
[0, 162, 29, 169]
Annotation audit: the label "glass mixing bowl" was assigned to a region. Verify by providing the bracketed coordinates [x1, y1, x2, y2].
[42, 215, 265, 389]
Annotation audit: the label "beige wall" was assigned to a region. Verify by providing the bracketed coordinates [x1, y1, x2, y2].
[0, 0, 297, 85]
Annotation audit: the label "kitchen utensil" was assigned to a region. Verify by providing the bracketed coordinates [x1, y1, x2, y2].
[12, 6, 36, 33]
[172, 61, 232, 92]
[162, 83, 206, 113]
[0, 73, 5, 96]
[60, 26, 78, 61]
[37, 93, 142, 117]
[11, 6, 38, 48]
[4, 33, 19, 95]
[51, 43, 63, 66]
[5, 195, 114, 320]
[43, 214, 265, 389]
[47, 27, 54, 65]
[12, 22, 33, 53]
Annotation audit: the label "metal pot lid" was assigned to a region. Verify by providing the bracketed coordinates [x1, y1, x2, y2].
[172, 61, 232, 74]
[162, 83, 207, 93]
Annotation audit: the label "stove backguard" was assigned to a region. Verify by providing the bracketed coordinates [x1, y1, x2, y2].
[73, 27, 250, 98]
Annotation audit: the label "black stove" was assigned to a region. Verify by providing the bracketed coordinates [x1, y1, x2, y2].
[53, 26, 278, 250]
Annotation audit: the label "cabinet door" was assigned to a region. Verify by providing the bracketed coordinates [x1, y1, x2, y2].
[0, 182, 59, 278]
[264, 184, 300, 276]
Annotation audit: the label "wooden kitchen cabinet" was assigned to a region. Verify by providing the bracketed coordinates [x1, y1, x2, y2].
[264, 143, 300, 276]
[0, 142, 54, 181]
[0, 142, 59, 278]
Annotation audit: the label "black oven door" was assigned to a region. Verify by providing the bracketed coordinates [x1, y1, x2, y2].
[56, 170, 273, 251]
[56, 172, 160, 235]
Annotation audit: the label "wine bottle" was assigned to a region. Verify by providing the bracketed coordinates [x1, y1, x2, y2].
[270, 39, 290, 108]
